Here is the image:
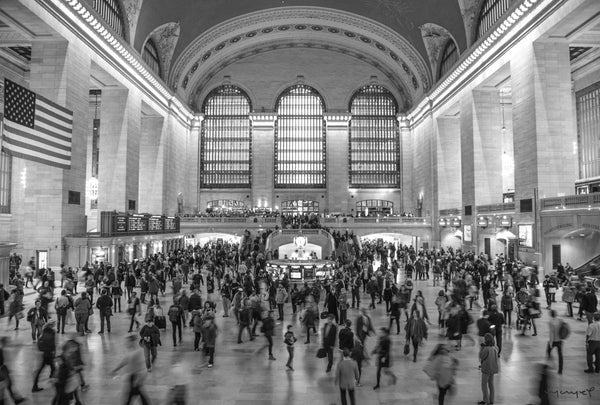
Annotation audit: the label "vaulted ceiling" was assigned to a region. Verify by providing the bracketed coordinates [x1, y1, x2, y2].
[134, 0, 468, 68]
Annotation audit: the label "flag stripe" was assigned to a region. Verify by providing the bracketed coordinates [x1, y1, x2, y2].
[34, 121, 72, 143]
[3, 122, 72, 152]
[36, 102, 73, 126]
[3, 148, 70, 170]
[4, 120, 71, 148]
[35, 114, 72, 139]
[36, 93, 73, 116]
[2, 136, 71, 161]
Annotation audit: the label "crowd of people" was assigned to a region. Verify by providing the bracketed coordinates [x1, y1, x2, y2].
[2, 235, 599, 405]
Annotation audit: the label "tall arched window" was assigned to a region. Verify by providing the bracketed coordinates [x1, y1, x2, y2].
[142, 39, 161, 77]
[275, 85, 326, 188]
[349, 85, 400, 188]
[201, 85, 252, 188]
[475, 0, 512, 40]
[91, 0, 126, 39]
[438, 40, 459, 79]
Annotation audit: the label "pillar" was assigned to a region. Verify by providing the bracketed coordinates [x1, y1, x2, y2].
[97, 87, 141, 213]
[186, 116, 202, 214]
[399, 116, 413, 214]
[139, 115, 166, 214]
[325, 113, 351, 214]
[11, 39, 90, 267]
[436, 116, 462, 211]
[249, 113, 276, 209]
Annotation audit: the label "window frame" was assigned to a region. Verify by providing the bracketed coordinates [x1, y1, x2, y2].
[142, 38, 162, 77]
[90, 0, 127, 40]
[475, 0, 512, 41]
[438, 40, 459, 79]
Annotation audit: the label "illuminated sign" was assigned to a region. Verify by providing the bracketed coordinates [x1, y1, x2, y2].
[451, 218, 461, 227]
[499, 216, 512, 227]
[477, 217, 488, 227]
[439, 218, 447, 227]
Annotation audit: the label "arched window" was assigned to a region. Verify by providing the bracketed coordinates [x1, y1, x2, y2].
[438, 40, 459, 79]
[142, 39, 161, 77]
[475, 0, 512, 40]
[201, 85, 252, 188]
[91, 0, 126, 39]
[349, 85, 400, 188]
[275, 85, 326, 188]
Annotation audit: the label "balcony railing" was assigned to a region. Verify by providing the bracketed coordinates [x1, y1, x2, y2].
[477, 202, 515, 214]
[540, 192, 600, 210]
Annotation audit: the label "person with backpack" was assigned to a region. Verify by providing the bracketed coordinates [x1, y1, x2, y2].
[73, 292, 92, 336]
[55, 290, 70, 334]
[168, 298, 184, 346]
[32, 319, 56, 392]
[547, 309, 567, 374]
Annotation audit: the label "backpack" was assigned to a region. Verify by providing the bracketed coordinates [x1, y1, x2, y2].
[558, 321, 570, 340]
[168, 305, 180, 322]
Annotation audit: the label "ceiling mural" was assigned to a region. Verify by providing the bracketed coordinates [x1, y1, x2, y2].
[134, 0, 467, 67]
[147, 22, 180, 79]
[122, 0, 144, 44]
[420, 23, 458, 81]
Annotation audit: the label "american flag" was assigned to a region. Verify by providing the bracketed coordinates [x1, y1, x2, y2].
[1, 78, 73, 169]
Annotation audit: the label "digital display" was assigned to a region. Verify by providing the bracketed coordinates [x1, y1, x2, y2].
[115, 215, 127, 232]
[148, 216, 163, 232]
[164, 217, 177, 231]
[128, 216, 147, 232]
[290, 272, 302, 279]
[304, 268, 314, 278]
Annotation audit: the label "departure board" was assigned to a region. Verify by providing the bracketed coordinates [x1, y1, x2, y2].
[148, 216, 164, 232]
[127, 215, 147, 232]
[115, 215, 127, 232]
[164, 217, 177, 231]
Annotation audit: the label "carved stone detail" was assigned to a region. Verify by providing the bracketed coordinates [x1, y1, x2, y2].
[149, 22, 180, 78]
[122, 0, 143, 44]
[457, 0, 485, 47]
[420, 23, 457, 81]
[169, 7, 431, 95]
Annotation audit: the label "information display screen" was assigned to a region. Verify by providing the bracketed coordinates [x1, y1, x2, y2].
[128, 215, 147, 232]
[164, 217, 177, 231]
[115, 215, 127, 233]
[148, 216, 163, 232]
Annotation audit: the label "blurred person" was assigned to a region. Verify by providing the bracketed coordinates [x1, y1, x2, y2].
[113, 335, 150, 405]
[7, 289, 24, 331]
[322, 314, 338, 373]
[335, 348, 359, 405]
[424, 344, 458, 405]
[261, 310, 276, 360]
[127, 291, 142, 333]
[32, 319, 56, 392]
[26, 299, 48, 342]
[372, 327, 396, 389]
[546, 310, 565, 374]
[584, 311, 600, 373]
[0, 337, 26, 404]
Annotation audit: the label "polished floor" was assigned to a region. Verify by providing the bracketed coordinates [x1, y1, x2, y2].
[2, 273, 598, 405]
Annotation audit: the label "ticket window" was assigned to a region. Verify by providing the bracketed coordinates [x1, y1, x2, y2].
[36, 250, 48, 270]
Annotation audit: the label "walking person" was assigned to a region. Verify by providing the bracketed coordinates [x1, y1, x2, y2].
[113, 335, 150, 405]
[237, 300, 254, 344]
[406, 296, 429, 362]
[96, 288, 113, 334]
[200, 313, 218, 368]
[478, 333, 499, 405]
[547, 310, 566, 374]
[350, 336, 365, 386]
[167, 298, 184, 346]
[355, 308, 375, 345]
[139, 318, 161, 372]
[372, 327, 397, 389]
[127, 292, 142, 333]
[322, 314, 338, 373]
[501, 290, 513, 327]
[261, 310, 276, 360]
[0, 338, 26, 404]
[335, 348, 360, 405]
[7, 290, 24, 330]
[111, 282, 123, 313]
[424, 344, 458, 405]
[32, 319, 57, 392]
[584, 311, 600, 373]
[191, 310, 203, 351]
[284, 324, 297, 371]
[26, 299, 47, 342]
[275, 284, 288, 321]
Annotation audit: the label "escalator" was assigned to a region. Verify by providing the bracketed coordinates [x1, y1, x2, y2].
[574, 254, 600, 278]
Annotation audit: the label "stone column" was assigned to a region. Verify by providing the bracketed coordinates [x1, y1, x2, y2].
[249, 113, 276, 209]
[436, 116, 462, 210]
[98, 87, 141, 212]
[0, 243, 16, 289]
[139, 115, 166, 214]
[187, 115, 202, 214]
[11, 39, 90, 267]
[324, 113, 351, 214]
[460, 89, 504, 250]
[399, 116, 413, 214]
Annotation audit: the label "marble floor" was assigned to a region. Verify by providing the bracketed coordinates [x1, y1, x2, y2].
[2, 275, 598, 405]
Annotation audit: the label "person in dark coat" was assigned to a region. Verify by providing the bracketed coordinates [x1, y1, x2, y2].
[27, 300, 48, 342]
[326, 287, 339, 324]
[322, 314, 338, 373]
[32, 320, 56, 392]
[339, 320, 355, 352]
[139, 319, 161, 372]
[201, 314, 218, 367]
[262, 310, 276, 360]
[372, 327, 396, 389]
[355, 308, 375, 345]
[96, 288, 113, 334]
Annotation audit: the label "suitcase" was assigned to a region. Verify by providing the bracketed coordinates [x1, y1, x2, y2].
[155, 315, 166, 329]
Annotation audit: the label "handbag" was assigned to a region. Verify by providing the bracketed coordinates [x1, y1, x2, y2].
[403, 343, 410, 355]
[316, 348, 327, 359]
[15, 312, 24, 320]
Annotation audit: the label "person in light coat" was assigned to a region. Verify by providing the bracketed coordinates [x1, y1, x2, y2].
[335, 348, 360, 405]
[275, 284, 288, 321]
